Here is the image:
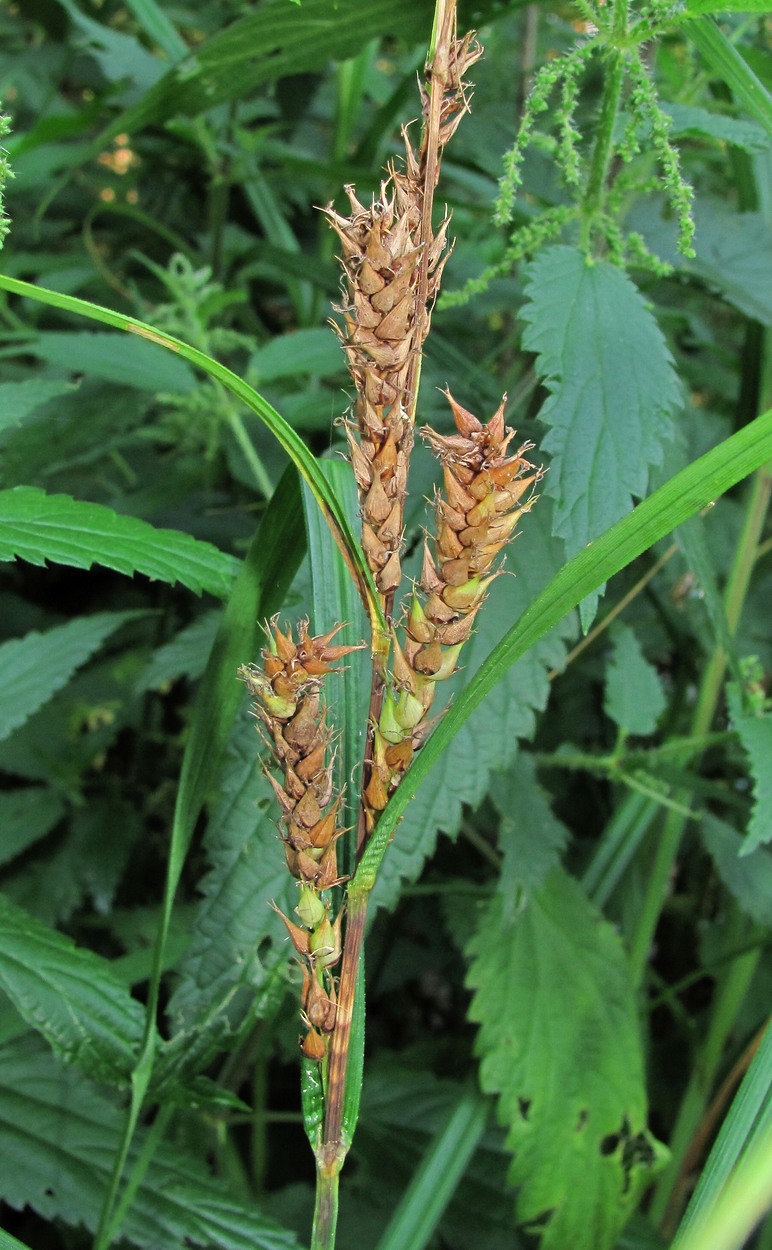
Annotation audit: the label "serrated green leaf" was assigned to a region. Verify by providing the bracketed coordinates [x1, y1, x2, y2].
[136, 609, 221, 693]
[466, 869, 664, 1250]
[521, 246, 681, 624]
[29, 330, 196, 390]
[0, 486, 239, 596]
[371, 501, 573, 912]
[702, 815, 772, 926]
[0, 610, 143, 742]
[604, 623, 666, 736]
[665, 103, 770, 153]
[0, 895, 147, 1084]
[55, 0, 167, 94]
[490, 753, 570, 913]
[689, 207, 772, 325]
[0, 378, 74, 433]
[0, 1038, 301, 1250]
[0, 787, 66, 867]
[726, 683, 772, 854]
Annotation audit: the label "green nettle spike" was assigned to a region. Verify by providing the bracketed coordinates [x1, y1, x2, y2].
[0, 113, 12, 249]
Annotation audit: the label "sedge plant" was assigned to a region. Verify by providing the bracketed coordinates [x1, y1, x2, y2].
[1, 3, 772, 1250]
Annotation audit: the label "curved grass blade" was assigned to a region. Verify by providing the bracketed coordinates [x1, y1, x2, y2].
[0, 274, 383, 636]
[354, 404, 772, 888]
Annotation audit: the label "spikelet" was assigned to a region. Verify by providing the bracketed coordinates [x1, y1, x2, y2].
[239, 618, 363, 1059]
[324, 30, 482, 599]
[363, 391, 542, 827]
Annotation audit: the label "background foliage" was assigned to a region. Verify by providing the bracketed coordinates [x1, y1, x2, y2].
[1, 1, 771, 1248]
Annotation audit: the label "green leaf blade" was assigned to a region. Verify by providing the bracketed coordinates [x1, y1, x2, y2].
[0, 896, 147, 1084]
[0, 610, 143, 742]
[0, 487, 239, 596]
[521, 246, 681, 616]
[466, 869, 664, 1250]
[604, 622, 666, 736]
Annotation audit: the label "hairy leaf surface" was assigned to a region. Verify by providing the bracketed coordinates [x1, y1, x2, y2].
[521, 245, 681, 621]
[0, 895, 147, 1084]
[0, 487, 239, 596]
[0, 1039, 300, 1250]
[727, 682, 772, 854]
[164, 711, 295, 1075]
[702, 815, 772, 926]
[0, 787, 66, 867]
[490, 754, 570, 912]
[0, 610, 143, 742]
[604, 623, 666, 736]
[466, 868, 663, 1250]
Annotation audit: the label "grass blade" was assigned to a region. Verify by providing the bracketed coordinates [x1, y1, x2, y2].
[674, 1021, 772, 1247]
[374, 1087, 489, 1250]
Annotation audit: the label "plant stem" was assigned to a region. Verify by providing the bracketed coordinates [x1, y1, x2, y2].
[311, 1166, 340, 1250]
[580, 19, 627, 251]
[321, 888, 368, 1169]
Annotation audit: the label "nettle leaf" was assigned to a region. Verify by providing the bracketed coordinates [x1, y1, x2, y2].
[0, 486, 239, 596]
[0, 787, 66, 868]
[136, 608, 221, 693]
[0, 1039, 300, 1250]
[521, 246, 681, 622]
[249, 328, 344, 383]
[604, 622, 666, 736]
[29, 331, 196, 391]
[664, 103, 770, 153]
[688, 205, 772, 325]
[0, 378, 74, 434]
[727, 682, 772, 854]
[0, 610, 143, 742]
[164, 710, 295, 1079]
[702, 815, 772, 927]
[0, 895, 146, 1084]
[489, 754, 570, 914]
[466, 869, 664, 1250]
[371, 501, 574, 913]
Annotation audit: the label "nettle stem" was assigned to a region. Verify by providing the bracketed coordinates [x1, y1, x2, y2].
[580, 0, 629, 251]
